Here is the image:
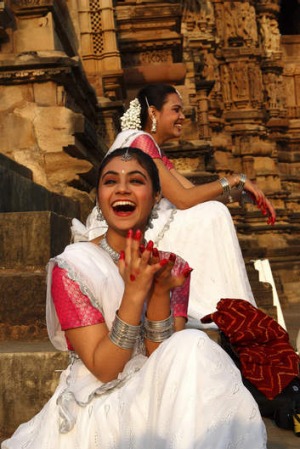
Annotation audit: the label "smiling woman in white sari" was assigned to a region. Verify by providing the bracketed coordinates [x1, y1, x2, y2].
[2, 147, 267, 449]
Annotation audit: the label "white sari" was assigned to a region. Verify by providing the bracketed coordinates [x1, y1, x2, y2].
[2, 242, 267, 449]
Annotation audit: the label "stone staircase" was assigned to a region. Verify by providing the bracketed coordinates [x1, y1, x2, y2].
[0, 154, 76, 440]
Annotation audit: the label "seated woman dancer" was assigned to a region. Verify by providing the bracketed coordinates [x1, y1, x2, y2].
[73, 83, 276, 327]
[2, 148, 267, 449]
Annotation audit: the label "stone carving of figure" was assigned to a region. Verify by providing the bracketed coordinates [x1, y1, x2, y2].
[222, 65, 232, 104]
[238, 3, 258, 44]
[265, 72, 283, 109]
[260, 16, 280, 54]
[202, 52, 216, 80]
[224, 2, 238, 40]
[214, 3, 224, 38]
[248, 65, 263, 104]
[232, 62, 248, 100]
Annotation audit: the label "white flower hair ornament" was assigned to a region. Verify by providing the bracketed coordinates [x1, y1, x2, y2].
[120, 98, 142, 131]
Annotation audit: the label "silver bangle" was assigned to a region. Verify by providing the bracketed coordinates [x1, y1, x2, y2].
[219, 177, 233, 203]
[109, 312, 142, 350]
[237, 173, 247, 191]
[144, 314, 174, 342]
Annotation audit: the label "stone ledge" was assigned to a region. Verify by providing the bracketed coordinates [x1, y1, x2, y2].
[0, 153, 79, 217]
[0, 211, 71, 267]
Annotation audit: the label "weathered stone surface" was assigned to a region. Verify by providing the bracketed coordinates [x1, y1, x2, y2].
[0, 270, 46, 323]
[0, 85, 34, 111]
[0, 343, 68, 435]
[0, 212, 71, 268]
[0, 153, 80, 218]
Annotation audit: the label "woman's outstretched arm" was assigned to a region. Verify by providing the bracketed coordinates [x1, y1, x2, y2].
[130, 133, 276, 223]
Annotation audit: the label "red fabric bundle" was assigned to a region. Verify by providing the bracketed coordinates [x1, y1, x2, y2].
[201, 298, 300, 399]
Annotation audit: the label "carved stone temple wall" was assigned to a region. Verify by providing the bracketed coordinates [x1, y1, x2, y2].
[0, 0, 299, 311]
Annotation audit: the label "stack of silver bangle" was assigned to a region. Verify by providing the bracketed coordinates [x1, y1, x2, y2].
[237, 173, 247, 190]
[109, 312, 142, 350]
[144, 314, 174, 342]
[219, 173, 247, 202]
[219, 177, 233, 203]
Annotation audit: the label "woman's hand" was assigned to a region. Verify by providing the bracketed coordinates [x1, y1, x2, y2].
[118, 229, 165, 307]
[150, 249, 193, 296]
[242, 179, 276, 225]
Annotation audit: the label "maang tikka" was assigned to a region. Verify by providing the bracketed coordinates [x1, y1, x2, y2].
[121, 149, 133, 162]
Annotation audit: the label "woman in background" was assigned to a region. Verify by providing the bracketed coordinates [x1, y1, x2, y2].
[73, 84, 276, 327]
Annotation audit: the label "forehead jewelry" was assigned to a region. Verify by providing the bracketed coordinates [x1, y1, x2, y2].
[120, 149, 133, 162]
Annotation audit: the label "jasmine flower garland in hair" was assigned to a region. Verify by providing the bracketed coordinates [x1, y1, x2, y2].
[120, 98, 142, 130]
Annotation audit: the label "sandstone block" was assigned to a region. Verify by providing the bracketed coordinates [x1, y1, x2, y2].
[0, 271, 46, 326]
[0, 113, 35, 152]
[14, 13, 55, 53]
[33, 81, 59, 106]
[0, 85, 33, 112]
[0, 344, 68, 435]
[213, 150, 233, 170]
[254, 157, 277, 174]
[0, 153, 79, 218]
[0, 212, 71, 268]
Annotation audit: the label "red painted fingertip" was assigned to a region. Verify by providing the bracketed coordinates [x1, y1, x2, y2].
[146, 240, 154, 251]
[182, 267, 193, 277]
[152, 247, 159, 257]
[160, 258, 168, 267]
[134, 229, 142, 240]
[127, 229, 133, 238]
[169, 253, 176, 263]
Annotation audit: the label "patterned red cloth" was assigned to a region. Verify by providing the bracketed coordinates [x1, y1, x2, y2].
[131, 134, 175, 170]
[201, 298, 300, 399]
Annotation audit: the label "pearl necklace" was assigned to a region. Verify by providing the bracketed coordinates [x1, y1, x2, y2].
[99, 234, 120, 263]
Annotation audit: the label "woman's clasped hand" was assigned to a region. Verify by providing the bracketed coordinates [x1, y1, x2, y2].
[119, 229, 192, 298]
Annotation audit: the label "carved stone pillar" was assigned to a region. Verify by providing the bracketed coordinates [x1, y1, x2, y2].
[115, 1, 184, 92]
[77, 0, 123, 99]
[195, 80, 215, 139]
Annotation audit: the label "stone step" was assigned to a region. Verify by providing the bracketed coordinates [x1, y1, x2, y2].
[0, 270, 48, 340]
[0, 211, 72, 268]
[0, 341, 69, 437]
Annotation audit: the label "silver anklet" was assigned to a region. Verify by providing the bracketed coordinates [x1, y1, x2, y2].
[144, 313, 174, 342]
